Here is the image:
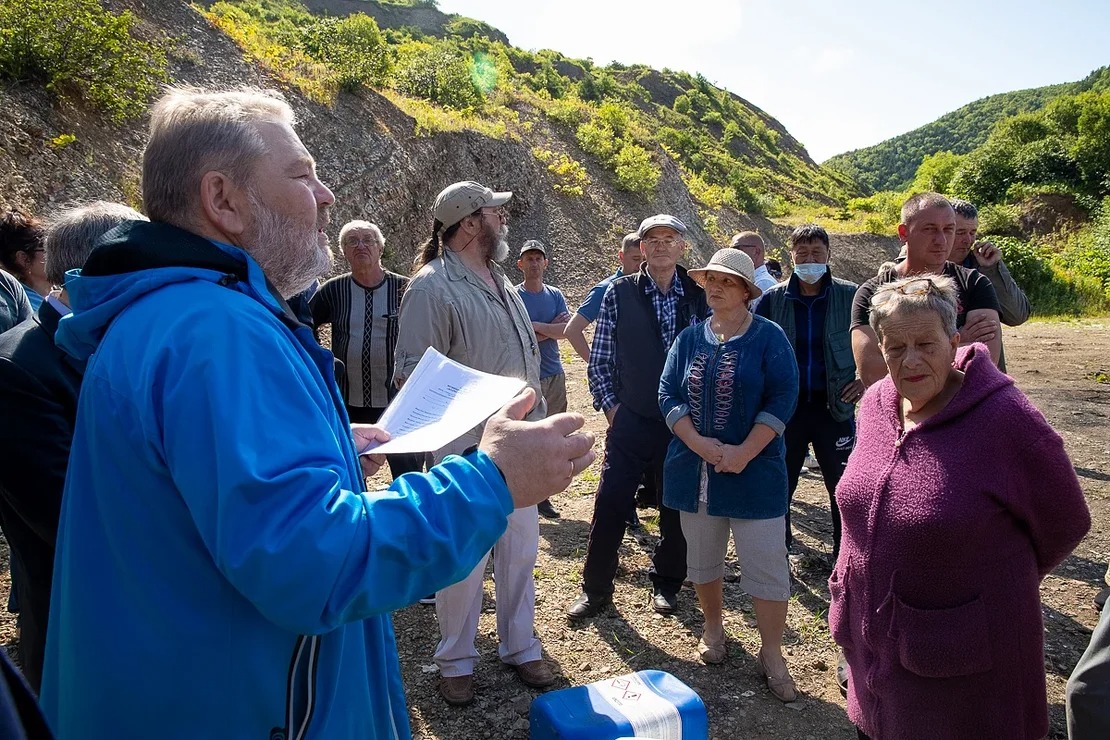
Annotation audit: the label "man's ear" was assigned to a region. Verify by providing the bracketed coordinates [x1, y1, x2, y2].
[198, 171, 250, 238]
[896, 223, 909, 242]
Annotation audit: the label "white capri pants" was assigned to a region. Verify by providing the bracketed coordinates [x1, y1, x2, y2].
[680, 503, 790, 602]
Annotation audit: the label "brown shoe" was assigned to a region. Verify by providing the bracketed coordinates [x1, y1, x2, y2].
[757, 650, 797, 703]
[697, 633, 727, 664]
[439, 674, 474, 706]
[513, 659, 556, 689]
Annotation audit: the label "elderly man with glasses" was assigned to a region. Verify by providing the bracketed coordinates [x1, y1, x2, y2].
[311, 220, 422, 479]
[567, 214, 710, 620]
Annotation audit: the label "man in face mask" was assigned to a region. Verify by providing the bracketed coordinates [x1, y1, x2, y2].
[755, 224, 862, 562]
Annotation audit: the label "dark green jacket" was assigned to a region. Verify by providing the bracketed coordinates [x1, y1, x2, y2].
[758, 271, 858, 422]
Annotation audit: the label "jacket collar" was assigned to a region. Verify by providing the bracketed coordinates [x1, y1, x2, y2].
[82, 220, 302, 329]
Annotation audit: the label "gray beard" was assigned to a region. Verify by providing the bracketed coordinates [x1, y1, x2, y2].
[246, 194, 333, 298]
[486, 224, 510, 263]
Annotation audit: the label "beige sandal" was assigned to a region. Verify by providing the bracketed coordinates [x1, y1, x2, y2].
[697, 633, 727, 664]
[757, 650, 797, 702]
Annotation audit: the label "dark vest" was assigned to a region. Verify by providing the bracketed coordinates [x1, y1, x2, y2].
[612, 266, 708, 419]
[759, 272, 858, 422]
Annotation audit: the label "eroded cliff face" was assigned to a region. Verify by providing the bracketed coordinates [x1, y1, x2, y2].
[0, 1, 898, 301]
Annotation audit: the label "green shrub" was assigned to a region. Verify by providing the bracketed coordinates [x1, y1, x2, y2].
[204, 2, 335, 103]
[542, 96, 590, 128]
[394, 40, 484, 110]
[612, 143, 658, 195]
[575, 118, 619, 161]
[976, 203, 1022, 236]
[0, 0, 169, 120]
[532, 147, 589, 196]
[1058, 206, 1110, 292]
[295, 14, 391, 91]
[993, 236, 1109, 315]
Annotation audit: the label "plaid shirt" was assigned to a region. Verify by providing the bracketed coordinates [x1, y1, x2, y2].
[588, 268, 684, 411]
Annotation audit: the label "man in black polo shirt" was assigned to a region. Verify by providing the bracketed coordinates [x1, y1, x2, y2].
[851, 192, 1002, 386]
[567, 214, 709, 619]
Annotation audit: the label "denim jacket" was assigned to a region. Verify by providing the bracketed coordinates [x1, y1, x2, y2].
[659, 317, 799, 519]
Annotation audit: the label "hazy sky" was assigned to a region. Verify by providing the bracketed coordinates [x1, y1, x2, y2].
[436, 0, 1110, 162]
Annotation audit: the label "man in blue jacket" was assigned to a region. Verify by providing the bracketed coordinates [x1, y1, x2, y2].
[39, 87, 595, 740]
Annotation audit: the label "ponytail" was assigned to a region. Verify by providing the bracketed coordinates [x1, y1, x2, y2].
[413, 218, 466, 274]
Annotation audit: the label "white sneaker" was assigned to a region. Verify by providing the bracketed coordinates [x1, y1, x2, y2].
[419, 594, 436, 605]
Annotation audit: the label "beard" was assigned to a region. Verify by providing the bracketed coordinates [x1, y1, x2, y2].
[244, 193, 333, 299]
[482, 221, 510, 263]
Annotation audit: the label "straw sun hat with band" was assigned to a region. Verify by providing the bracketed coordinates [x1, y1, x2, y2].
[688, 247, 764, 301]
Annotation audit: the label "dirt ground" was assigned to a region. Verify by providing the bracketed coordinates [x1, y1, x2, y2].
[1, 318, 1107, 738]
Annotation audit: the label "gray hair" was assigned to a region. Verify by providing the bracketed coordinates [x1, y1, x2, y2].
[338, 220, 385, 247]
[869, 275, 959, 341]
[45, 201, 146, 285]
[142, 86, 294, 229]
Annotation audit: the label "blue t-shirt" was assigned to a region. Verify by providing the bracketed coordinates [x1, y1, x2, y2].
[574, 268, 622, 323]
[515, 283, 568, 379]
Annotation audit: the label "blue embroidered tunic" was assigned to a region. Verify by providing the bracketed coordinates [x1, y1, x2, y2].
[658, 317, 799, 519]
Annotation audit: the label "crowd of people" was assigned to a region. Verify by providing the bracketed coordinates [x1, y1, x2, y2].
[0, 84, 1104, 739]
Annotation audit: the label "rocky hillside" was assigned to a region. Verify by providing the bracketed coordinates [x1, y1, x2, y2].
[0, 0, 898, 301]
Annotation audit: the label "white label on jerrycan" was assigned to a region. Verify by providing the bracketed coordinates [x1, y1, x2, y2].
[593, 672, 682, 739]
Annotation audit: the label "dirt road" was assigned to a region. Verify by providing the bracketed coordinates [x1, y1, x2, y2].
[1, 318, 1106, 738]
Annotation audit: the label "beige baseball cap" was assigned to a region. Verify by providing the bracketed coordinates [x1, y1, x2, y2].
[433, 181, 512, 229]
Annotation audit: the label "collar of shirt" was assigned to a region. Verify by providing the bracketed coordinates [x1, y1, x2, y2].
[643, 267, 683, 298]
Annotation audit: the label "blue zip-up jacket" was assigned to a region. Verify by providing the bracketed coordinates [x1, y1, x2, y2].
[658, 317, 799, 519]
[40, 221, 514, 739]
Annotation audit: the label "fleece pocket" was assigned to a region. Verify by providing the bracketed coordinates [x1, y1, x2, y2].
[827, 567, 852, 647]
[891, 594, 993, 678]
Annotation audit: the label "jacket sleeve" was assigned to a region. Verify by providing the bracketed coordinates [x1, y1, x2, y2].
[980, 261, 1031, 326]
[394, 283, 452, 384]
[0, 359, 69, 546]
[1002, 413, 1090, 578]
[157, 306, 512, 634]
[659, 327, 691, 430]
[756, 326, 799, 435]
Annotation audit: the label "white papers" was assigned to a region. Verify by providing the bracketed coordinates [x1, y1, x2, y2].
[358, 347, 526, 455]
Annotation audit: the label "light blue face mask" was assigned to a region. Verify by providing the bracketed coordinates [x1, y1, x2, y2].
[794, 263, 828, 284]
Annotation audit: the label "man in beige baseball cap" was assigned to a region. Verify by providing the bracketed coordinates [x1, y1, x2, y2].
[395, 180, 557, 705]
[434, 180, 512, 229]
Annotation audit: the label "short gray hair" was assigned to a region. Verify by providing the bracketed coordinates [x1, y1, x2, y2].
[142, 86, 294, 228]
[869, 275, 959, 341]
[45, 201, 146, 285]
[338, 220, 384, 247]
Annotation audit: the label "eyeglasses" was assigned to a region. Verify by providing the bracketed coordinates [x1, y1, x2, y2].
[643, 237, 682, 248]
[344, 237, 380, 247]
[870, 277, 939, 307]
[478, 206, 507, 219]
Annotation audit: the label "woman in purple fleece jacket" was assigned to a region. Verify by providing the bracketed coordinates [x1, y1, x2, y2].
[831, 275, 1089, 740]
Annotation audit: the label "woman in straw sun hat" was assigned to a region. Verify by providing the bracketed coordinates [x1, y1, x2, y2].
[658, 247, 799, 700]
